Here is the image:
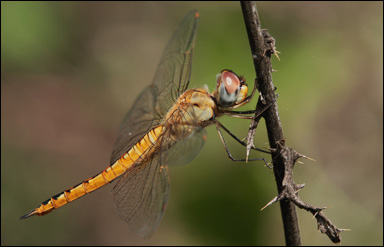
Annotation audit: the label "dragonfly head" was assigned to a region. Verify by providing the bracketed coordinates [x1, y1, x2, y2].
[214, 70, 248, 108]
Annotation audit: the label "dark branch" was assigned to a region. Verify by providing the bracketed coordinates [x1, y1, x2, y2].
[240, 2, 301, 246]
[240, 1, 345, 245]
[263, 140, 346, 244]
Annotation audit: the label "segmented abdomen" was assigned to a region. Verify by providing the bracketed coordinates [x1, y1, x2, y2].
[20, 125, 163, 219]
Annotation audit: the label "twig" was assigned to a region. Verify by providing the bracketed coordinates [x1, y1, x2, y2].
[240, 1, 345, 245]
[264, 140, 346, 244]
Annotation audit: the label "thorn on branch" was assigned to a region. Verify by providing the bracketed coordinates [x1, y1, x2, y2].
[262, 29, 280, 61]
[241, 2, 344, 244]
[264, 139, 345, 244]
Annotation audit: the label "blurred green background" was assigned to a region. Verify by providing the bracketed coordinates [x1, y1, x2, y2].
[1, 1, 382, 245]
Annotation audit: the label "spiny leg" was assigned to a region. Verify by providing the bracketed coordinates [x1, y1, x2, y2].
[221, 95, 277, 119]
[215, 121, 270, 154]
[214, 121, 271, 168]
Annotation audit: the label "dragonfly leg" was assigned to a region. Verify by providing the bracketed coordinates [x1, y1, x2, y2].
[222, 94, 278, 119]
[214, 121, 272, 168]
[215, 121, 270, 154]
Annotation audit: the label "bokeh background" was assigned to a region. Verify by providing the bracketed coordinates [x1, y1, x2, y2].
[2, 1, 382, 246]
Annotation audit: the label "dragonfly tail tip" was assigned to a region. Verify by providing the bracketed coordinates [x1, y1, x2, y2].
[19, 209, 37, 220]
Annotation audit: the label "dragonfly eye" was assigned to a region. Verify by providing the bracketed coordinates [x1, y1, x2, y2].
[216, 70, 241, 107]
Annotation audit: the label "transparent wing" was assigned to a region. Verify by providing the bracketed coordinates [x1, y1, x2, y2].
[164, 106, 207, 166]
[110, 10, 200, 164]
[166, 127, 206, 166]
[112, 152, 170, 238]
[152, 10, 200, 117]
[110, 87, 156, 164]
[112, 121, 206, 238]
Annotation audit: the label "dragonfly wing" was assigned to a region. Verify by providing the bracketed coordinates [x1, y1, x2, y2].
[112, 152, 170, 239]
[165, 126, 207, 166]
[110, 10, 199, 164]
[110, 87, 157, 164]
[148, 10, 199, 118]
[112, 124, 205, 238]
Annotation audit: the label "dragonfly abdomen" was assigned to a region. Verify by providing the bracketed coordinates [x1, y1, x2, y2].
[20, 125, 163, 220]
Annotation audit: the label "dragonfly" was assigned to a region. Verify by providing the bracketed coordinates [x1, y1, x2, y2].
[20, 10, 272, 238]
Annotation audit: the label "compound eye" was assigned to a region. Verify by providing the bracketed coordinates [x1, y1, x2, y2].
[222, 71, 240, 94]
[217, 70, 241, 107]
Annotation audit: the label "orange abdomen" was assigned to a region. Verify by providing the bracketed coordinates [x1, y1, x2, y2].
[20, 126, 162, 219]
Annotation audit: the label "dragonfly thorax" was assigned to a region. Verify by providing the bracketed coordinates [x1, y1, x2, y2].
[184, 89, 216, 123]
[165, 89, 216, 127]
